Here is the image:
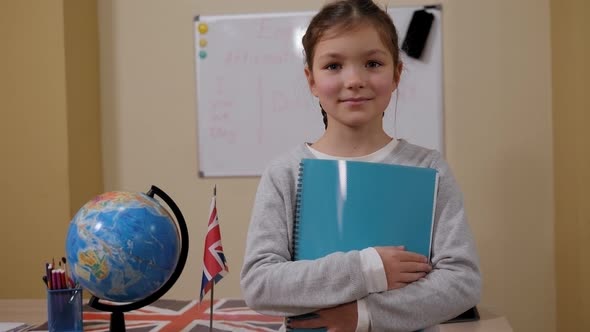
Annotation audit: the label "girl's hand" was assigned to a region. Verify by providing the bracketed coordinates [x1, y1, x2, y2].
[375, 246, 432, 290]
[287, 302, 357, 332]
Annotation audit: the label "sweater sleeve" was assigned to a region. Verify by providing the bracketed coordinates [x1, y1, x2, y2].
[240, 162, 370, 316]
[365, 154, 481, 331]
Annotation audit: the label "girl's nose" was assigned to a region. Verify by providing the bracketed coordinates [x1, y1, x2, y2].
[344, 67, 365, 89]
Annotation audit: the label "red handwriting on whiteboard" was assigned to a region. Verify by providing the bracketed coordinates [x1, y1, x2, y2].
[209, 99, 234, 112]
[208, 126, 236, 144]
[270, 90, 310, 113]
[209, 111, 230, 122]
[224, 50, 292, 66]
[268, 79, 313, 113]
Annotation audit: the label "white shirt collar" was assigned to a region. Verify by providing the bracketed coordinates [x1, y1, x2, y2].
[306, 138, 398, 163]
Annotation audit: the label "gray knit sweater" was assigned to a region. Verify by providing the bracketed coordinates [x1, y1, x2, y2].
[240, 140, 481, 331]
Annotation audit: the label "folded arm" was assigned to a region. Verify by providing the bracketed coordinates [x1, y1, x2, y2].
[365, 157, 481, 331]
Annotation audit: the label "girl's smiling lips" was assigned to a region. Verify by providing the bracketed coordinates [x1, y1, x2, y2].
[339, 97, 373, 105]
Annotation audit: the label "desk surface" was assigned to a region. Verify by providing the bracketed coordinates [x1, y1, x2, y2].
[0, 299, 512, 332]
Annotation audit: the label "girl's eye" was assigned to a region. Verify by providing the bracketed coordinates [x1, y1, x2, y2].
[325, 63, 341, 70]
[367, 61, 382, 68]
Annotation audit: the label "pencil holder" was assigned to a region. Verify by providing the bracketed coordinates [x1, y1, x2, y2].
[46, 287, 83, 332]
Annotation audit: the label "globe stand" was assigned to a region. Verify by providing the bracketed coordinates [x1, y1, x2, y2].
[88, 185, 190, 332]
[110, 311, 125, 332]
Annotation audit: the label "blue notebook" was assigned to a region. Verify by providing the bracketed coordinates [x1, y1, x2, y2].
[294, 158, 438, 260]
[289, 158, 439, 332]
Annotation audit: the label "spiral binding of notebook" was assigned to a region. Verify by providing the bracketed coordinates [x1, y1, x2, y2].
[292, 162, 304, 261]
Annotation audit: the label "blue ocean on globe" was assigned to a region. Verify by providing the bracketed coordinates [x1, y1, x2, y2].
[65, 191, 181, 303]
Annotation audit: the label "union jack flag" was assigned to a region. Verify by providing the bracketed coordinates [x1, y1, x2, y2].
[31, 299, 284, 331]
[200, 186, 229, 301]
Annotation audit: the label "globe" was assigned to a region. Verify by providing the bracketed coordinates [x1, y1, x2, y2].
[65, 190, 181, 303]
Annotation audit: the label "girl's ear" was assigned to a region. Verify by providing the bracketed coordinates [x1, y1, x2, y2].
[392, 62, 403, 92]
[304, 65, 318, 97]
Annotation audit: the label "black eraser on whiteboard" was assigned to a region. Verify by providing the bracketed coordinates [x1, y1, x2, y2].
[401, 10, 434, 59]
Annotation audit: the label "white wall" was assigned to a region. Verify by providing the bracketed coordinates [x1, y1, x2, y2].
[98, 1, 555, 331]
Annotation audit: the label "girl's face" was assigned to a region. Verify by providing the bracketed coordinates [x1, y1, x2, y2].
[305, 24, 401, 130]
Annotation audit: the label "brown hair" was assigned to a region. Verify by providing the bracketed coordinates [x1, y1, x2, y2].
[302, 0, 401, 129]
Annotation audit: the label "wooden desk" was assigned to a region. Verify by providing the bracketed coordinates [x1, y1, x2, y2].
[0, 299, 512, 331]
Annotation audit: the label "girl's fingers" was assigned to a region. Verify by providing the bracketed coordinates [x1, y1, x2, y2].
[398, 251, 429, 263]
[400, 262, 432, 273]
[399, 272, 427, 283]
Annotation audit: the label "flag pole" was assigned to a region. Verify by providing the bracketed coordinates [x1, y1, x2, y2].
[209, 184, 216, 332]
[209, 281, 214, 332]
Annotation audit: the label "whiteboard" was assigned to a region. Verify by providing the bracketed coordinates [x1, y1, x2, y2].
[194, 6, 443, 177]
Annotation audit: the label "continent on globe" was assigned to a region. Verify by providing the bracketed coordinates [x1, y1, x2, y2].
[78, 250, 109, 280]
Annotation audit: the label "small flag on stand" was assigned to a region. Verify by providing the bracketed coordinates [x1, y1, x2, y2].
[200, 185, 229, 302]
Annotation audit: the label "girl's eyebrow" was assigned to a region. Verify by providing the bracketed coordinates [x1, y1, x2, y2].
[317, 49, 389, 60]
[317, 52, 343, 60]
[367, 49, 388, 55]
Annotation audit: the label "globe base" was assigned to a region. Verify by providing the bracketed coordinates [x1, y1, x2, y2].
[110, 311, 126, 332]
